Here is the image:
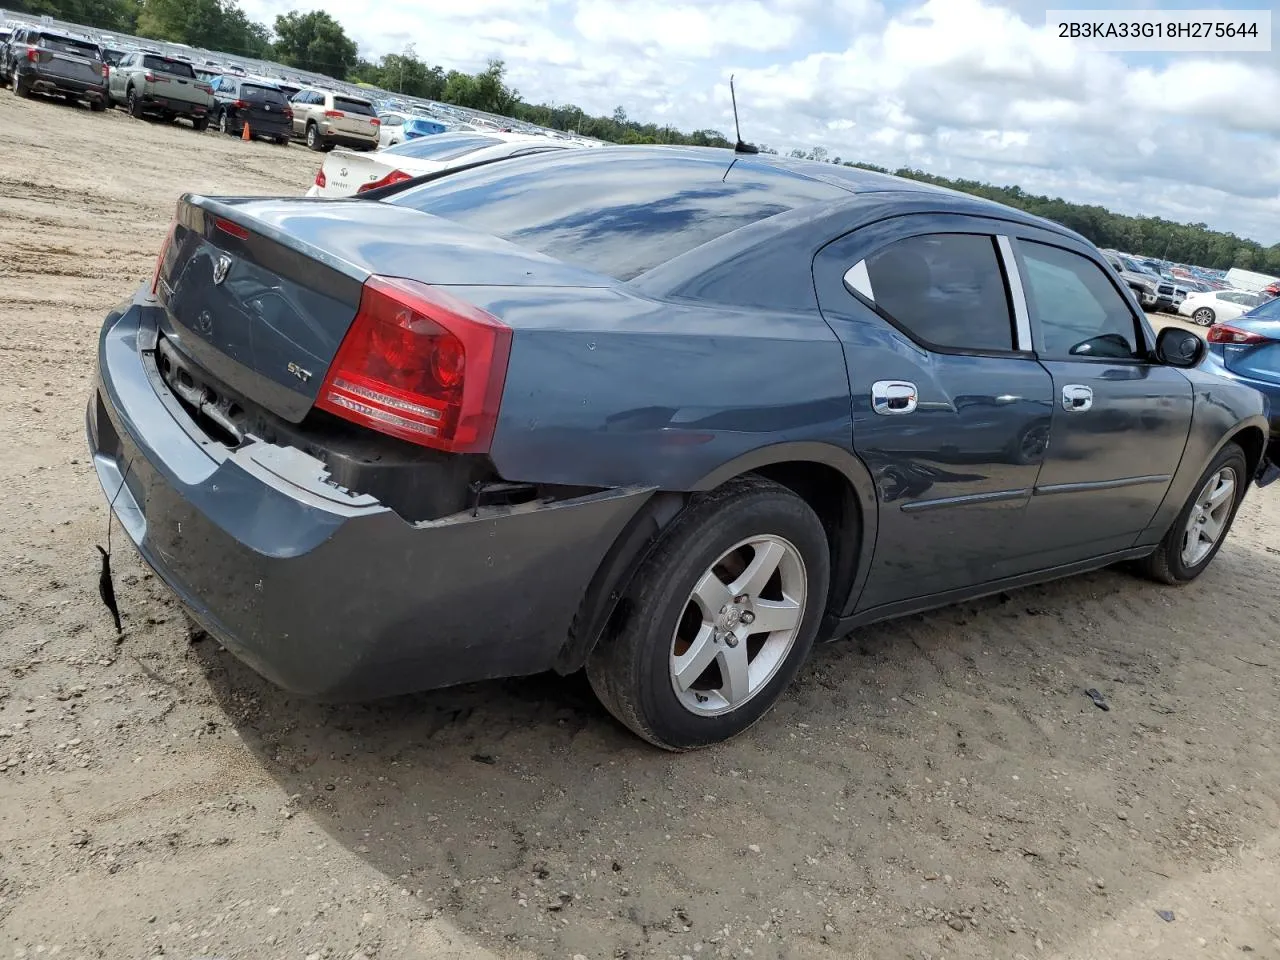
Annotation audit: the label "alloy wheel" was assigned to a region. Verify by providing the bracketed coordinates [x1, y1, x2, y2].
[1180, 466, 1236, 567]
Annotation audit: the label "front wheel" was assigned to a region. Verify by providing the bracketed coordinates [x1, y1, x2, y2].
[1135, 443, 1248, 585]
[586, 475, 831, 750]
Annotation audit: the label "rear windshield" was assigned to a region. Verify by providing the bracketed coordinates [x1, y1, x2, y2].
[389, 150, 850, 281]
[382, 133, 502, 161]
[142, 55, 195, 78]
[39, 34, 100, 58]
[334, 96, 375, 116]
[240, 83, 287, 105]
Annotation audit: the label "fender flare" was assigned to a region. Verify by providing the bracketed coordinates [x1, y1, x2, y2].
[553, 441, 881, 673]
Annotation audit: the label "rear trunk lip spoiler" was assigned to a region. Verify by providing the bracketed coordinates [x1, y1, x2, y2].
[353, 153, 532, 201]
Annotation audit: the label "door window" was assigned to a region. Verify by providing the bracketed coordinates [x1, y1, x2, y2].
[851, 233, 1015, 352]
[1018, 240, 1145, 360]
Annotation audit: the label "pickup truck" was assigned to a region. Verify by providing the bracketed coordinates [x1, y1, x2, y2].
[1, 25, 106, 110]
[107, 51, 214, 130]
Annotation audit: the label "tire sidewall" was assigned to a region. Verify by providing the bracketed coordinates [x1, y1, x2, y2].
[1162, 445, 1247, 581]
[619, 487, 830, 748]
[1193, 307, 1215, 326]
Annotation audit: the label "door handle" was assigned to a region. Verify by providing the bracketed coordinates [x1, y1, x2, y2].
[1062, 384, 1093, 412]
[872, 380, 918, 415]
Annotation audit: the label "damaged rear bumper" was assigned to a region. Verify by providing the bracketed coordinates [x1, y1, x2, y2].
[86, 292, 652, 699]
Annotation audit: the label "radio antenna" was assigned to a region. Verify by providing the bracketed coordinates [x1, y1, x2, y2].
[730, 75, 758, 155]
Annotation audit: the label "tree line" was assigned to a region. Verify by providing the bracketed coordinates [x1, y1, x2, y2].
[9, 0, 1277, 273]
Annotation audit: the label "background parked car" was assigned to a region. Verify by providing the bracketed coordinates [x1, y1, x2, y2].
[1102, 250, 1162, 310]
[304, 130, 581, 197]
[209, 75, 291, 144]
[1178, 288, 1269, 326]
[108, 52, 214, 130]
[1, 25, 106, 110]
[376, 110, 450, 147]
[289, 87, 380, 151]
[1204, 298, 1280, 441]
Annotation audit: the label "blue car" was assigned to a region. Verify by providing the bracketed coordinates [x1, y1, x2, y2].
[86, 146, 1274, 750]
[377, 111, 448, 146]
[1204, 298, 1280, 436]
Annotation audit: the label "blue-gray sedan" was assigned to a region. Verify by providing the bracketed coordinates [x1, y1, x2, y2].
[87, 147, 1275, 749]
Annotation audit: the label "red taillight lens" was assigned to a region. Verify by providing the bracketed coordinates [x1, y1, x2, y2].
[284, 108, 293, 120]
[315, 277, 512, 453]
[323, 110, 344, 118]
[151, 220, 178, 295]
[101, 64, 109, 79]
[25, 47, 39, 62]
[314, 167, 326, 188]
[197, 83, 213, 94]
[370, 117, 380, 126]
[233, 98, 247, 109]
[1207, 323, 1270, 345]
[355, 169, 413, 194]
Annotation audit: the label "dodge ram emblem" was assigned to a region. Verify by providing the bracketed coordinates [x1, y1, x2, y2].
[212, 254, 232, 285]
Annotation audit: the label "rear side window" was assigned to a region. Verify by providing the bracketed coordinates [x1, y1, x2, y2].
[334, 96, 375, 116]
[860, 234, 1015, 352]
[240, 84, 287, 105]
[1018, 241, 1143, 360]
[142, 55, 195, 78]
[39, 34, 100, 58]
[382, 134, 502, 160]
[389, 151, 850, 281]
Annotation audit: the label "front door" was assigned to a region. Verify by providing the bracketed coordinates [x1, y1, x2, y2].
[1011, 236, 1193, 566]
[813, 218, 1055, 611]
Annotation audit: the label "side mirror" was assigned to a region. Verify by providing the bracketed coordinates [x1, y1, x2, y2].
[1155, 326, 1205, 368]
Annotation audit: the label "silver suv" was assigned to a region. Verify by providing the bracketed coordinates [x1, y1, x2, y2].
[289, 88, 380, 152]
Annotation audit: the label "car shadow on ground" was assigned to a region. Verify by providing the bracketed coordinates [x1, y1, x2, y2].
[184, 536, 1280, 957]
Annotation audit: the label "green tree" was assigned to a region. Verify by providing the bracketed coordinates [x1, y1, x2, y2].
[136, 0, 268, 57]
[272, 10, 358, 78]
[5, 0, 139, 31]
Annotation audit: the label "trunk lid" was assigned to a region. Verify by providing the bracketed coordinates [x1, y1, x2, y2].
[315, 150, 426, 197]
[239, 82, 292, 134]
[329, 95, 379, 140]
[155, 194, 611, 423]
[35, 34, 102, 84]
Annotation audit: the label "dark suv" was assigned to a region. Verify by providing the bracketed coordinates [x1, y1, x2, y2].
[209, 76, 292, 144]
[1, 26, 106, 109]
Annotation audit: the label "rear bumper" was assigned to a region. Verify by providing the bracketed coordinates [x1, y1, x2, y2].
[318, 129, 379, 150]
[28, 75, 104, 99]
[139, 93, 209, 116]
[87, 290, 650, 699]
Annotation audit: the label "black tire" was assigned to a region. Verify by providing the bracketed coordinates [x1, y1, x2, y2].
[586, 475, 831, 750]
[306, 122, 323, 151]
[127, 87, 143, 118]
[1135, 442, 1248, 585]
[192, 116, 209, 132]
[219, 110, 235, 136]
[14, 72, 31, 98]
[90, 98, 105, 112]
[1192, 306, 1216, 327]
[276, 135, 289, 146]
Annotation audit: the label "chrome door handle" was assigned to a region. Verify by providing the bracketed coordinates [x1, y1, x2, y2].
[872, 380, 918, 415]
[1062, 384, 1093, 412]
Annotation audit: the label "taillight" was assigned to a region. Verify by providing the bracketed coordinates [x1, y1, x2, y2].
[197, 83, 213, 94]
[315, 277, 512, 453]
[1207, 323, 1271, 345]
[284, 108, 293, 120]
[323, 110, 344, 118]
[101, 64, 109, 79]
[314, 167, 326, 188]
[370, 117, 381, 126]
[213, 216, 249, 240]
[232, 98, 247, 109]
[151, 220, 178, 295]
[25, 46, 39, 62]
[355, 169, 413, 194]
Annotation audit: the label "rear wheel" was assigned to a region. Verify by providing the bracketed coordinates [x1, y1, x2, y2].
[219, 110, 235, 135]
[1192, 306, 1216, 326]
[1135, 443, 1247, 585]
[306, 122, 322, 151]
[127, 87, 143, 118]
[586, 475, 831, 750]
[90, 97, 105, 112]
[192, 116, 209, 132]
[13, 72, 30, 98]
[276, 135, 289, 146]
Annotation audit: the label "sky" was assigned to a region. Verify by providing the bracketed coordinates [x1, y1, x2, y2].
[238, 0, 1280, 245]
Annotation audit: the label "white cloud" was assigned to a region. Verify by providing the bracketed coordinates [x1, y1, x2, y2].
[239, 0, 1280, 243]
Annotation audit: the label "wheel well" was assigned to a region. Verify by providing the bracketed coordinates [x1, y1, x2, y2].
[750, 461, 862, 618]
[1230, 425, 1265, 480]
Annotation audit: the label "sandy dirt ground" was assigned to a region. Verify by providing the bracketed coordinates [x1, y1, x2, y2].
[1, 92, 1279, 960]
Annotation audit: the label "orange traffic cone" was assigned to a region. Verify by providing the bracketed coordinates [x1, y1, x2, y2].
[241, 120, 251, 142]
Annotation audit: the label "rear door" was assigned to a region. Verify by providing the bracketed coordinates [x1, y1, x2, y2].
[813, 216, 1055, 610]
[1012, 235, 1193, 566]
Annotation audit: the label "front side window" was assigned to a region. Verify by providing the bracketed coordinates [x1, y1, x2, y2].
[1019, 241, 1144, 360]
[857, 233, 1015, 352]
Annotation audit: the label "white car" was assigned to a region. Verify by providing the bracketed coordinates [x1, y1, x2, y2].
[304, 131, 582, 198]
[1177, 288, 1270, 327]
